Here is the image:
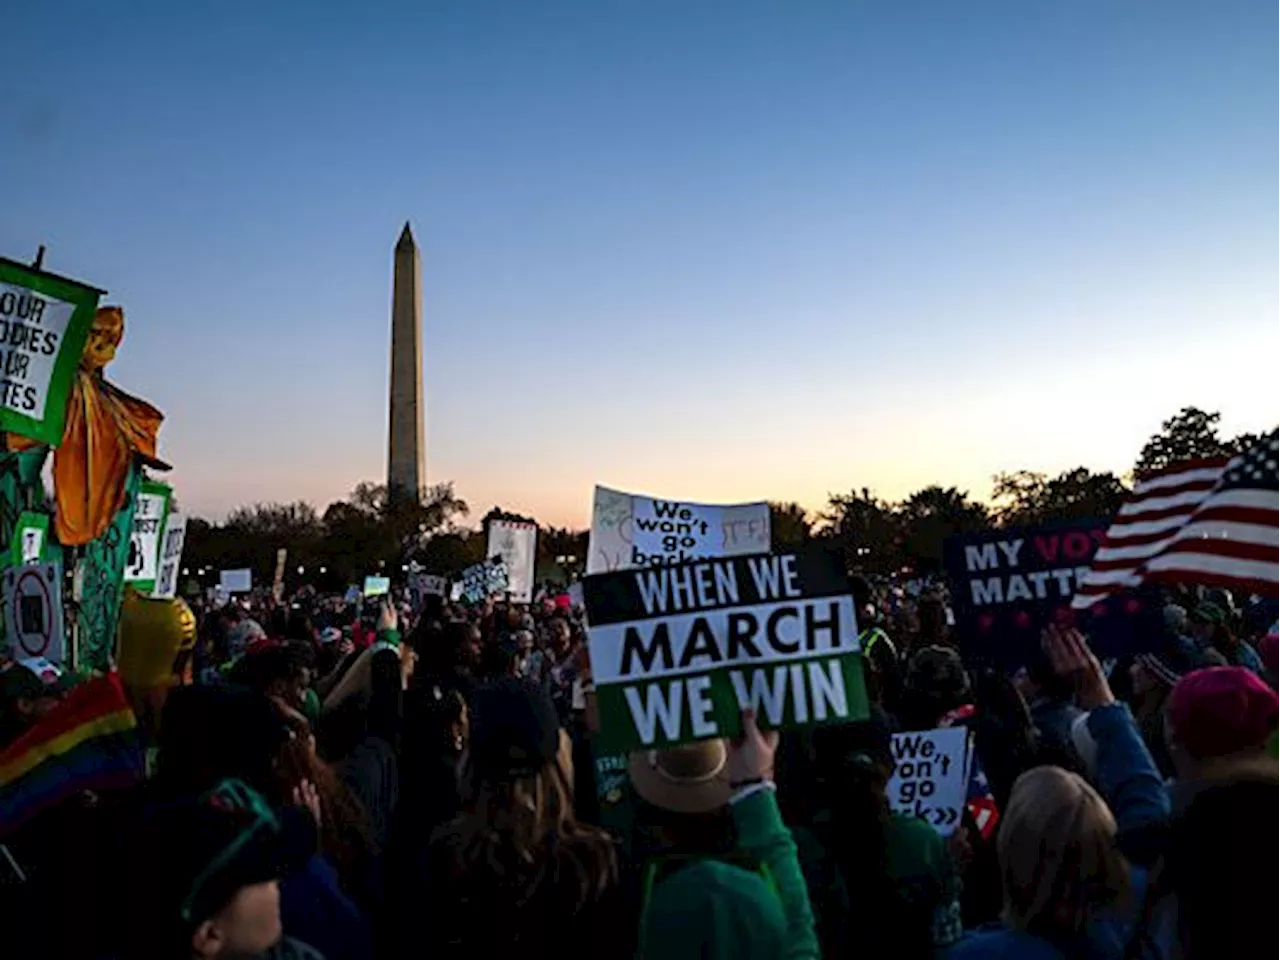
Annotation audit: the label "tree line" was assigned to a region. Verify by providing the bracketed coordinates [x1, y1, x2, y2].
[181, 406, 1270, 589]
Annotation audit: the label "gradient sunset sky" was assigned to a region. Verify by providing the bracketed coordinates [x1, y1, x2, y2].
[4, 1, 1275, 528]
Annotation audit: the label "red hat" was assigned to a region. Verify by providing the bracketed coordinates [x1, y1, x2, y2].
[1166, 666, 1278, 761]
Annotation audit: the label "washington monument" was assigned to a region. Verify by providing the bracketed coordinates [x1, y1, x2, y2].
[387, 222, 425, 501]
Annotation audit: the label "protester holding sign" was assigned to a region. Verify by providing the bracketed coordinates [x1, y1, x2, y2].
[629, 709, 819, 960]
[793, 708, 962, 958]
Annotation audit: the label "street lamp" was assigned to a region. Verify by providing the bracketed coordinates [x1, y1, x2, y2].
[319, 566, 327, 574]
[297, 565, 305, 575]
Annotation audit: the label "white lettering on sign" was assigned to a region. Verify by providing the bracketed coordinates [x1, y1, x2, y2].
[885, 727, 969, 836]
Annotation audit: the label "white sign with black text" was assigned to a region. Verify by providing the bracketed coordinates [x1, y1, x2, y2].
[152, 513, 188, 599]
[885, 727, 969, 837]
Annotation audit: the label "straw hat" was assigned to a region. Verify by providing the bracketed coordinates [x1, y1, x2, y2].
[628, 739, 732, 814]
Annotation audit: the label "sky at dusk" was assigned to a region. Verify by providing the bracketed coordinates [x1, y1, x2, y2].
[3, 1, 1275, 528]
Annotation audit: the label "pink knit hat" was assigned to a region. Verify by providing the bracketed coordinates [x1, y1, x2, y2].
[1166, 666, 1278, 760]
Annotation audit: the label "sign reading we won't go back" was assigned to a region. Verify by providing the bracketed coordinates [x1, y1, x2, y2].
[582, 546, 869, 751]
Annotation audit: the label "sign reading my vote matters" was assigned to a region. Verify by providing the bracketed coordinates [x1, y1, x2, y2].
[583, 547, 869, 751]
[944, 520, 1106, 666]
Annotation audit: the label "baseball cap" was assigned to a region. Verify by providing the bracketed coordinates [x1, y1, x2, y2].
[1166, 667, 1279, 761]
[137, 779, 307, 926]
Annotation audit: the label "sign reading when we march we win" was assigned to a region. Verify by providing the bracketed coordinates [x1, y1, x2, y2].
[582, 546, 869, 751]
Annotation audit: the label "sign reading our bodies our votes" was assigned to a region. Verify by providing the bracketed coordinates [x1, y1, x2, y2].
[0, 258, 103, 446]
[583, 547, 869, 751]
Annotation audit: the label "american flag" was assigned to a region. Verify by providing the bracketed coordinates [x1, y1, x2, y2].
[1073, 431, 1279, 610]
[966, 759, 1000, 840]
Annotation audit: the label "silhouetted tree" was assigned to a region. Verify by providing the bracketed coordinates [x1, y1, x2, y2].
[768, 502, 812, 551]
[992, 468, 1129, 527]
[817, 488, 903, 572]
[897, 486, 989, 573]
[1135, 407, 1230, 475]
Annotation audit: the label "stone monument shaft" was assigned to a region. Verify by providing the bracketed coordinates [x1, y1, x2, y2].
[387, 222, 425, 500]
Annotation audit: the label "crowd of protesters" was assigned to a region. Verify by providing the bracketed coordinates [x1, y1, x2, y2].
[1, 572, 1276, 960]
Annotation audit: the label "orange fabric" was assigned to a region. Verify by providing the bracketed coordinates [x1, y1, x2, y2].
[9, 371, 164, 545]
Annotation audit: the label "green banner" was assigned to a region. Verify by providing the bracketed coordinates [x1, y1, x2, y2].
[591, 650, 868, 753]
[76, 464, 143, 671]
[11, 510, 50, 566]
[0, 257, 103, 446]
[123, 479, 173, 595]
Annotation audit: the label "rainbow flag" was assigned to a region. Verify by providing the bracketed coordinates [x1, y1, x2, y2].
[0, 672, 143, 836]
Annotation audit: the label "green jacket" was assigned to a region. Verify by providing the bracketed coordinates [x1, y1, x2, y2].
[640, 788, 819, 960]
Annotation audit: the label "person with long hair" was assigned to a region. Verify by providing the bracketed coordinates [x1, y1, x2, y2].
[272, 702, 379, 909]
[410, 679, 621, 958]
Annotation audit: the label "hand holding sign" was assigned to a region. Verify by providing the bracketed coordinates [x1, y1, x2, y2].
[377, 598, 398, 634]
[727, 709, 779, 787]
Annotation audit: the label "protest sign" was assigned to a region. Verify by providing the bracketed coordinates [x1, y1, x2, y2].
[363, 575, 391, 597]
[944, 521, 1106, 663]
[885, 727, 968, 837]
[486, 519, 537, 603]
[408, 572, 446, 612]
[2, 562, 66, 665]
[587, 486, 771, 575]
[343, 585, 362, 604]
[582, 547, 868, 751]
[152, 512, 188, 600]
[123, 481, 172, 593]
[945, 520, 1166, 665]
[0, 258, 103, 446]
[11, 511, 49, 567]
[458, 559, 509, 605]
[271, 548, 288, 603]
[219, 569, 252, 594]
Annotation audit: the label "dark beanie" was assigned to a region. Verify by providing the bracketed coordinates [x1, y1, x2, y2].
[469, 679, 560, 782]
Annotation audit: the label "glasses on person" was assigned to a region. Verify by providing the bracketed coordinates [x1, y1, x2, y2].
[179, 779, 281, 923]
